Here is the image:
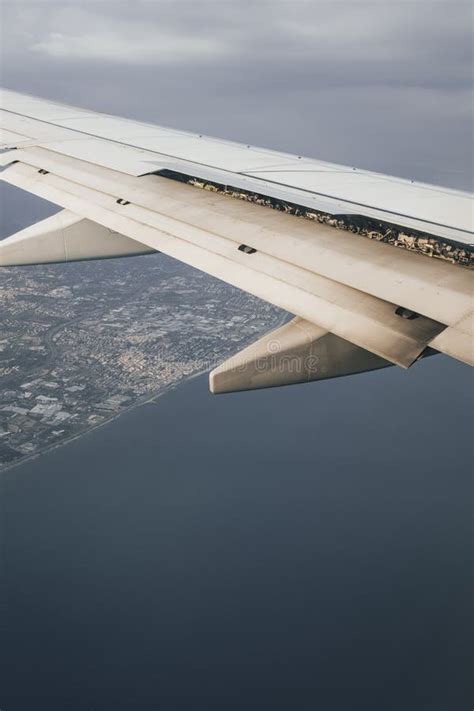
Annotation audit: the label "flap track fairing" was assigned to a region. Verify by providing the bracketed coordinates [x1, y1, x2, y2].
[0, 209, 156, 267]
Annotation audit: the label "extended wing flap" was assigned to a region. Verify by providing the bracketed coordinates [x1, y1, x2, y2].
[3, 146, 471, 327]
[0, 159, 446, 369]
[429, 312, 474, 366]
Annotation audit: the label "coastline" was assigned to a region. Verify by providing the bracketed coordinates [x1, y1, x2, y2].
[0, 311, 290, 478]
[0, 366, 210, 477]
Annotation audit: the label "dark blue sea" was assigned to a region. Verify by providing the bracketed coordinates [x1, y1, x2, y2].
[0, 354, 472, 710]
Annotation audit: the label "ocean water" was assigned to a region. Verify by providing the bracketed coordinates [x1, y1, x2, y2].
[0, 354, 472, 710]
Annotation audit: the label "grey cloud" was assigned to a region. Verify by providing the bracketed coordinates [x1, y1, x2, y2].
[2, 2, 473, 83]
[0, 1, 472, 189]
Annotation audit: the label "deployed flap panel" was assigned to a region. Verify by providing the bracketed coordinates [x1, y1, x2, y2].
[429, 311, 474, 366]
[0, 209, 156, 266]
[0, 160, 448, 368]
[209, 317, 392, 394]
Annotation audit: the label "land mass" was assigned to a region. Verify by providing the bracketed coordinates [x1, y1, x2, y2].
[0, 253, 284, 471]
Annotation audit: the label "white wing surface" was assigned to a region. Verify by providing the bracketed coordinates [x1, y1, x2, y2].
[1, 89, 472, 392]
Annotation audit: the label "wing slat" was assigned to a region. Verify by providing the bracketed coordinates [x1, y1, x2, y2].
[1, 88, 472, 244]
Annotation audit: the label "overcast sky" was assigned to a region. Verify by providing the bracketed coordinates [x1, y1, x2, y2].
[1, 1, 473, 188]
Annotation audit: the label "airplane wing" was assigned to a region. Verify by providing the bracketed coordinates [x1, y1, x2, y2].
[1, 89, 472, 393]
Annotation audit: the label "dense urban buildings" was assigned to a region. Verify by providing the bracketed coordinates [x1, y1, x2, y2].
[0, 254, 283, 469]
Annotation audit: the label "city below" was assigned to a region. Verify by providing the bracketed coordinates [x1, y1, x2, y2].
[0, 253, 283, 470]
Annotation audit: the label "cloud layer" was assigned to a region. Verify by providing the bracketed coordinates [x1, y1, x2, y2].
[1, 1, 472, 189]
